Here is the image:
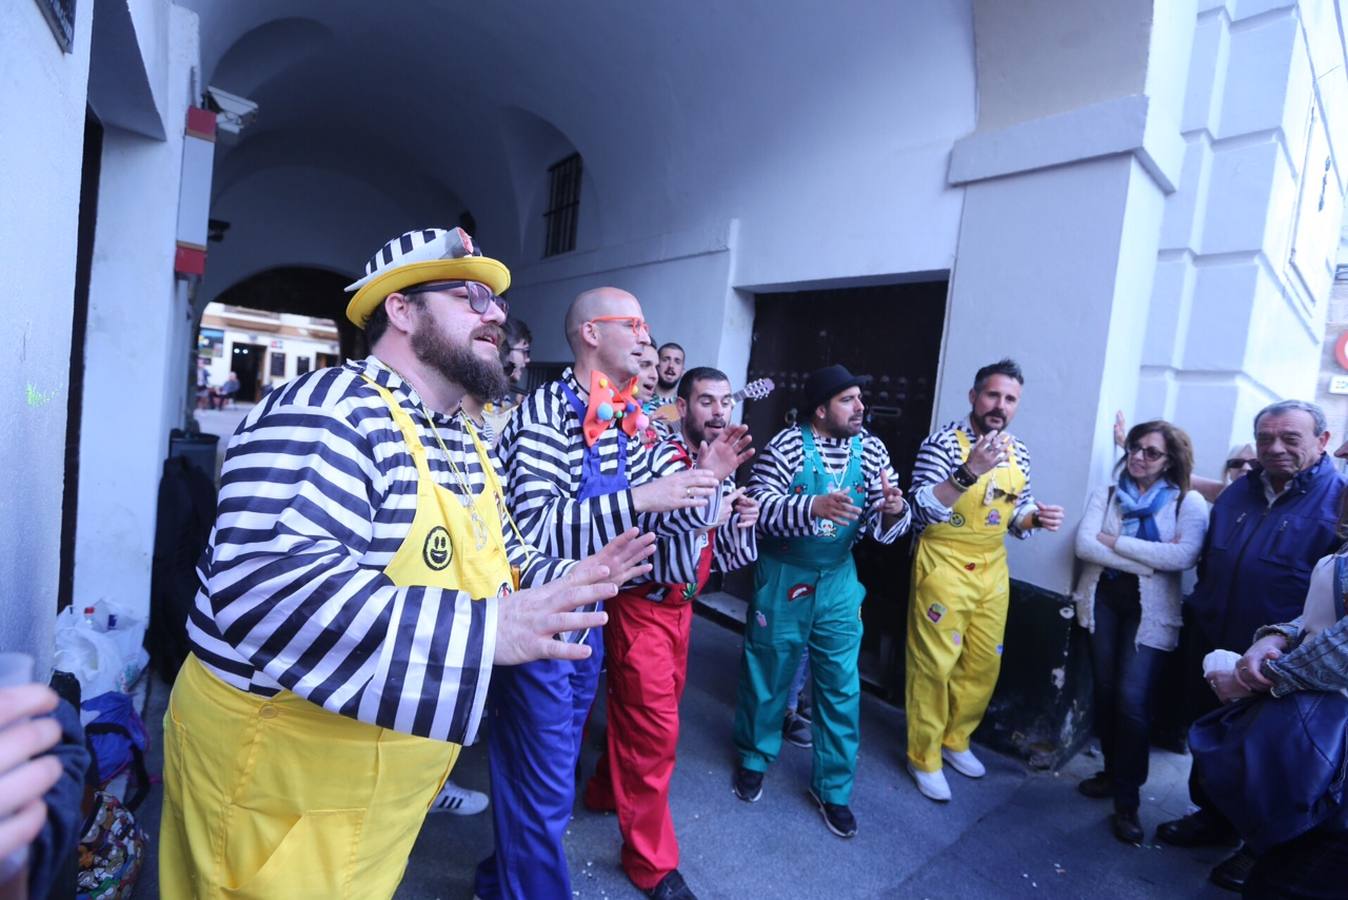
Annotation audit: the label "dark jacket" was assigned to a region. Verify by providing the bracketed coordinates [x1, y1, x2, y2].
[1188, 454, 1346, 651]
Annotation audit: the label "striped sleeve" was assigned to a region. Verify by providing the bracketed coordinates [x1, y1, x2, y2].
[490, 447, 574, 587]
[747, 430, 816, 537]
[714, 484, 759, 572]
[909, 426, 961, 530]
[639, 440, 723, 585]
[200, 395, 496, 744]
[860, 433, 911, 544]
[1008, 437, 1038, 539]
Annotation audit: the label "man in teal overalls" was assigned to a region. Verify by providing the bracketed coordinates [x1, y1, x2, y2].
[733, 364, 910, 838]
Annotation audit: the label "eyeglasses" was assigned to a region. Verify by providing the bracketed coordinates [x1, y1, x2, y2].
[1226, 458, 1256, 471]
[1127, 445, 1168, 462]
[586, 315, 650, 339]
[402, 280, 508, 316]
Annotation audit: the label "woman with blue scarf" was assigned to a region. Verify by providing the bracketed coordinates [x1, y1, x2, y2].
[1072, 420, 1209, 844]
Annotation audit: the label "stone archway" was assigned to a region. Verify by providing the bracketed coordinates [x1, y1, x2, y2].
[212, 266, 367, 362]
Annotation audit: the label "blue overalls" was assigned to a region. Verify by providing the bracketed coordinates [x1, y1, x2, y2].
[475, 382, 630, 900]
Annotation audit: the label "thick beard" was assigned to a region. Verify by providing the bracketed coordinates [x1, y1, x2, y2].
[412, 322, 509, 401]
[657, 376, 679, 392]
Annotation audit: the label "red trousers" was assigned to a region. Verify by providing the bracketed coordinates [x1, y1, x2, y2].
[583, 590, 693, 891]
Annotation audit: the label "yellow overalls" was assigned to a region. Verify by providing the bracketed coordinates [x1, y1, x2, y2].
[904, 429, 1027, 773]
[160, 378, 514, 899]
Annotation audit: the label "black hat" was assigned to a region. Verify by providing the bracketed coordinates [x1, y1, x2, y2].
[803, 364, 872, 411]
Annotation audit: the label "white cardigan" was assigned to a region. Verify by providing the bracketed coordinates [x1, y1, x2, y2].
[1072, 484, 1209, 651]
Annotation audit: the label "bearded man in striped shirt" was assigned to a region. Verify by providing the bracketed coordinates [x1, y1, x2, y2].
[582, 365, 760, 900]
[478, 288, 749, 900]
[903, 358, 1064, 804]
[159, 228, 654, 900]
[732, 364, 911, 840]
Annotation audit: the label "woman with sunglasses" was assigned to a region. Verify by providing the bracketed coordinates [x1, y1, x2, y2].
[1072, 420, 1209, 844]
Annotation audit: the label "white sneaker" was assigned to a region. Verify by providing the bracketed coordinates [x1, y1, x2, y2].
[428, 779, 489, 816]
[941, 747, 986, 779]
[907, 763, 952, 802]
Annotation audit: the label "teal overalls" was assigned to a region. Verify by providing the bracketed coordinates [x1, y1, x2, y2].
[733, 427, 867, 804]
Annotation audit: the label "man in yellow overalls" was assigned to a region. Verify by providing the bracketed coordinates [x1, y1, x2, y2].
[904, 359, 1064, 802]
[158, 227, 653, 899]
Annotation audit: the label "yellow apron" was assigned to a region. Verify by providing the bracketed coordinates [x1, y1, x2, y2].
[904, 429, 1027, 772]
[160, 377, 514, 899]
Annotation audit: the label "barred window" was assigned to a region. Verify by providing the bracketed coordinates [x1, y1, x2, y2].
[544, 153, 582, 257]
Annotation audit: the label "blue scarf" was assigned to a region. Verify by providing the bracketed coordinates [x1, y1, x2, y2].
[1114, 473, 1178, 542]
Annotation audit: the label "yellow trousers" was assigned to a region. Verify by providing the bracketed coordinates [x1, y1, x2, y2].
[904, 540, 1010, 772]
[159, 656, 459, 899]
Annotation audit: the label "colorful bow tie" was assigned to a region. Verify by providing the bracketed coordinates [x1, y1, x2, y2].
[582, 370, 651, 447]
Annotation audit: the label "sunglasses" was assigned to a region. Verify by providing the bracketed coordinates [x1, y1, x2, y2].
[402, 280, 508, 316]
[586, 315, 651, 339]
[1127, 445, 1168, 462]
[1226, 458, 1256, 471]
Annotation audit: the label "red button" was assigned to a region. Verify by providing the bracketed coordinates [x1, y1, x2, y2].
[964, 562, 976, 571]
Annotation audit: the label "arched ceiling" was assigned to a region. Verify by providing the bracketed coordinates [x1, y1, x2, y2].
[177, 1, 973, 313]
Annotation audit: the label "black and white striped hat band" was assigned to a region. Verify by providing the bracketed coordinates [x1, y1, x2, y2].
[349, 227, 482, 288]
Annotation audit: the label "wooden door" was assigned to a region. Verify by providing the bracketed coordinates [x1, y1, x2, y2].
[729, 281, 947, 697]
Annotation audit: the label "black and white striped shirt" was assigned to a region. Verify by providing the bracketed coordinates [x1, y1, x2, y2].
[747, 426, 911, 545]
[187, 357, 572, 745]
[497, 369, 720, 569]
[909, 418, 1038, 537]
[642, 435, 758, 589]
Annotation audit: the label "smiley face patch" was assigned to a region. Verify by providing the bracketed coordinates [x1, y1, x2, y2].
[423, 526, 453, 571]
[950, 512, 966, 528]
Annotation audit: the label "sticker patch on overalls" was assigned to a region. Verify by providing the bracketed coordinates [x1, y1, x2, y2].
[985, 509, 1001, 527]
[926, 602, 947, 623]
[952, 632, 962, 646]
[950, 512, 966, 528]
[787, 583, 814, 602]
[423, 526, 453, 571]
[814, 518, 838, 538]
[755, 611, 768, 628]
[995, 644, 1004, 655]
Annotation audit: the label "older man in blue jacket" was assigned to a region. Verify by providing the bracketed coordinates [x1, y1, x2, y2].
[1157, 399, 1346, 891]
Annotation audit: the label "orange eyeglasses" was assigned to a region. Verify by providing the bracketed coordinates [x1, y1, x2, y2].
[586, 315, 650, 338]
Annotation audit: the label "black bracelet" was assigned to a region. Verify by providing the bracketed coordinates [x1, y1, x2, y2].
[951, 464, 978, 490]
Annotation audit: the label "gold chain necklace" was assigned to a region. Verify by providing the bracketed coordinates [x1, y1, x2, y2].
[418, 402, 495, 551]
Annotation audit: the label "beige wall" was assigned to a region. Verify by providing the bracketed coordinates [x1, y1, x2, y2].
[974, 0, 1153, 131]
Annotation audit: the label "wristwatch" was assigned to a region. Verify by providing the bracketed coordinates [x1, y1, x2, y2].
[950, 464, 978, 490]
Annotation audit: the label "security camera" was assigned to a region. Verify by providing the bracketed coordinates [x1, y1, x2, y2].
[204, 86, 258, 140]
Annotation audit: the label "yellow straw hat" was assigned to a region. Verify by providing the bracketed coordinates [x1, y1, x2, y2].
[344, 227, 510, 328]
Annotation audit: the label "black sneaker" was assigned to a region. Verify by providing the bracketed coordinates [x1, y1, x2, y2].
[647, 869, 697, 900]
[1209, 846, 1256, 893]
[1077, 771, 1112, 800]
[733, 767, 764, 803]
[1111, 810, 1144, 845]
[808, 788, 857, 838]
[783, 711, 813, 748]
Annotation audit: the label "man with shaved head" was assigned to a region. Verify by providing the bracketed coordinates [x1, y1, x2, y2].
[477, 287, 749, 900]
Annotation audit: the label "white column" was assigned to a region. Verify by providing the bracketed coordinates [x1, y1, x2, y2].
[943, 0, 1195, 592]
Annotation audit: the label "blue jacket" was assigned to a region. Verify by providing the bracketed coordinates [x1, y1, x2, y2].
[1188, 454, 1346, 651]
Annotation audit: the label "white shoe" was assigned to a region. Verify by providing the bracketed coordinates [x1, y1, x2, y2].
[941, 747, 986, 779]
[428, 779, 489, 816]
[907, 763, 951, 802]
